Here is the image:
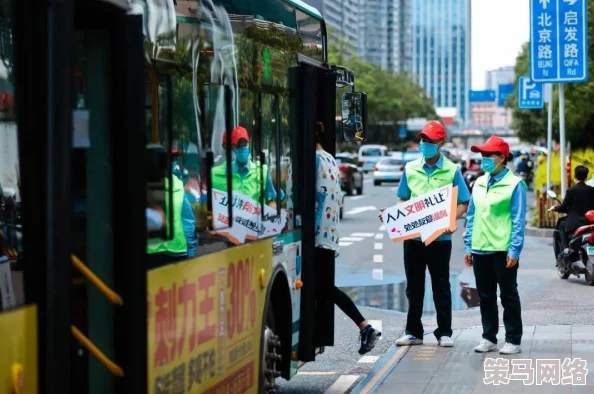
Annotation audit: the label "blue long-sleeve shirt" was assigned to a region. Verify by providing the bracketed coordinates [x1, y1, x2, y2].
[464, 167, 527, 259]
[396, 155, 471, 242]
[182, 196, 198, 257]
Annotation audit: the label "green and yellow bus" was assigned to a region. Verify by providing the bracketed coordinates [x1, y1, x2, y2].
[0, 0, 367, 393]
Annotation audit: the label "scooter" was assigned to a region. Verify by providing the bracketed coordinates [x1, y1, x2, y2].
[547, 189, 594, 285]
[519, 171, 533, 190]
[464, 170, 483, 193]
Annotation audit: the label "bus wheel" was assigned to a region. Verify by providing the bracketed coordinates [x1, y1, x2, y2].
[261, 305, 281, 393]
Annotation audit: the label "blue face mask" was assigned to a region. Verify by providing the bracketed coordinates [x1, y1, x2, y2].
[420, 141, 439, 158]
[235, 146, 250, 164]
[481, 157, 498, 173]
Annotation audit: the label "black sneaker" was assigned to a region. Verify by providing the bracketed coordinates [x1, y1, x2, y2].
[358, 325, 381, 355]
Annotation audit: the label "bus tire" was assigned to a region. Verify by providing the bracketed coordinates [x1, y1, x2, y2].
[260, 302, 281, 393]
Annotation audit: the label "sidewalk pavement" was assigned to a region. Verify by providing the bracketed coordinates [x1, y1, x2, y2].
[526, 226, 555, 238]
[352, 325, 594, 394]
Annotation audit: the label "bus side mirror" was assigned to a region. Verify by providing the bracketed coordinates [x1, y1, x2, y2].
[341, 92, 367, 142]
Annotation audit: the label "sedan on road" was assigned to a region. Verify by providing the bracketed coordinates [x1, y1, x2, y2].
[373, 157, 404, 186]
[336, 153, 364, 195]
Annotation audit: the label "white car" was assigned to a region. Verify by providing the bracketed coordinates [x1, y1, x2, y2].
[373, 157, 405, 185]
[358, 144, 389, 173]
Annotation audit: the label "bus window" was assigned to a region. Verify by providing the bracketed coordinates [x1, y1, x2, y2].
[209, 88, 266, 246]
[145, 65, 230, 267]
[259, 93, 287, 238]
[296, 9, 324, 62]
[279, 96, 294, 232]
[0, 0, 21, 309]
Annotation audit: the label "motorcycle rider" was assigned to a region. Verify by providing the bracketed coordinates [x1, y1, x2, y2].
[549, 165, 594, 251]
[516, 155, 531, 174]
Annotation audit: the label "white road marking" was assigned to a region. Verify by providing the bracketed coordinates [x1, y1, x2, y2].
[374, 242, 383, 250]
[373, 254, 383, 263]
[349, 195, 367, 201]
[351, 232, 375, 237]
[323, 375, 360, 394]
[379, 225, 385, 231]
[368, 319, 383, 340]
[340, 237, 364, 242]
[358, 355, 380, 364]
[339, 241, 353, 247]
[345, 206, 377, 215]
[375, 233, 384, 240]
[372, 268, 383, 280]
[298, 371, 337, 375]
[390, 187, 397, 191]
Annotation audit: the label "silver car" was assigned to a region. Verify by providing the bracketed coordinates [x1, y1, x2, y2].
[373, 158, 404, 186]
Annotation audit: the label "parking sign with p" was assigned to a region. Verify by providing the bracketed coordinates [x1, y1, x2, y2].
[518, 76, 545, 109]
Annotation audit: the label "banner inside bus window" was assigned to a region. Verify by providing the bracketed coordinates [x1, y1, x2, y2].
[147, 239, 272, 394]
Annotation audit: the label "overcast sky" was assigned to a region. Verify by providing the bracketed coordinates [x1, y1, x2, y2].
[471, 0, 529, 89]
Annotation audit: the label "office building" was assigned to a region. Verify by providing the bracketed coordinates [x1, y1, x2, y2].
[471, 102, 512, 129]
[306, 0, 359, 56]
[411, 0, 471, 123]
[485, 66, 515, 91]
[358, 0, 412, 73]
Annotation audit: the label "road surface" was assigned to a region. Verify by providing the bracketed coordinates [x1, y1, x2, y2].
[278, 176, 591, 393]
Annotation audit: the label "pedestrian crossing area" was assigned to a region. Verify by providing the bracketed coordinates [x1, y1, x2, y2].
[339, 232, 376, 247]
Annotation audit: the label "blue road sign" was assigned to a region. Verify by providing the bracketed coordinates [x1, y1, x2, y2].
[469, 90, 496, 103]
[530, 0, 588, 83]
[497, 84, 514, 107]
[518, 76, 545, 109]
[398, 125, 407, 138]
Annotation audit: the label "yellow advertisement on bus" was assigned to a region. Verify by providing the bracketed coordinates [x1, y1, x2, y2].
[147, 240, 273, 394]
[0, 305, 38, 394]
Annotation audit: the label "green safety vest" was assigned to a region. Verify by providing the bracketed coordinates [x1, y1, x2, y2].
[147, 176, 188, 255]
[470, 170, 522, 252]
[405, 156, 458, 198]
[211, 161, 268, 202]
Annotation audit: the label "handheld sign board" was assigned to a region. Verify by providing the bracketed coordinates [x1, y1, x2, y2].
[382, 185, 458, 245]
[211, 189, 287, 244]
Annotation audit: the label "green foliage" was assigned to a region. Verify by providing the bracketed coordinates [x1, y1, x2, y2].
[328, 38, 437, 124]
[507, 1, 594, 147]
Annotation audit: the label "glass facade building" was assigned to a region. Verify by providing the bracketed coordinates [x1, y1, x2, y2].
[358, 0, 412, 73]
[307, 0, 359, 56]
[411, 0, 471, 123]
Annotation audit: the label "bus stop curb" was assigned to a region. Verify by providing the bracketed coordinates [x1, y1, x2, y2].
[526, 226, 554, 238]
[350, 345, 410, 394]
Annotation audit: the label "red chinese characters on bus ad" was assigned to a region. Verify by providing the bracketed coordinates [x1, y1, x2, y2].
[147, 240, 272, 394]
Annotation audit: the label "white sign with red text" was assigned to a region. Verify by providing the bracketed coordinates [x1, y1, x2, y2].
[211, 189, 287, 244]
[382, 185, 458, 245]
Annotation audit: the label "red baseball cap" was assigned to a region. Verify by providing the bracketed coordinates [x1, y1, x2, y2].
[471, 135, 511, 158]
[416, 121, 447, 141]
[222, 126, 250, 146]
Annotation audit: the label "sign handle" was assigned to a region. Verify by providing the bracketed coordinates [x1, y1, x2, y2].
[559, 83, 567, 198]
[546, 84, 553, 191]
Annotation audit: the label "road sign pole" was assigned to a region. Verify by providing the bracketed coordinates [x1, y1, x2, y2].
[546, 85, 553, 191]
[559, 83, 566, 198]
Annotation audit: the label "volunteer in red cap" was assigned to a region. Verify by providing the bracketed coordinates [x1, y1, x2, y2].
[212, 126, 278, 208]
[464, 135, 526, 355]
[381, 120, 471, 348]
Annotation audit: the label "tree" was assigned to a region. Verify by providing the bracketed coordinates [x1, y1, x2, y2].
[507, 0, 594, 147]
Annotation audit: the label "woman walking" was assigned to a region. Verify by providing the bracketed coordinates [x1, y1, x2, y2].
[314, 121, 381, 354]
[463, 135, 527, 355]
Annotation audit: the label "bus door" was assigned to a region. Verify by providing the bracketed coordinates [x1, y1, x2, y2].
[295, 61, 338, 361]
[70, 1, 147, 393]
